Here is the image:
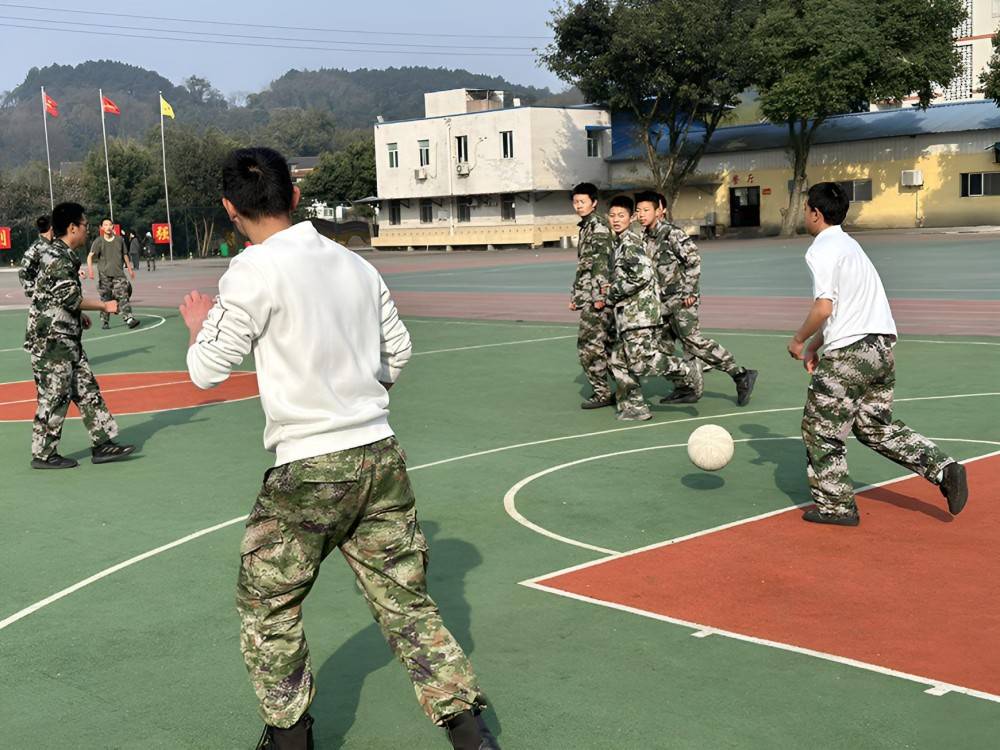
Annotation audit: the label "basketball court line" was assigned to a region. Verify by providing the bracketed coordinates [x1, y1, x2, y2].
[0, 313, 167, 353]
[519, 449, 1000, 705]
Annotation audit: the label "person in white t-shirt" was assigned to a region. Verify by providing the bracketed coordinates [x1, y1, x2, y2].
[787, 182, 968, 526]
[179, 147, 498, 750]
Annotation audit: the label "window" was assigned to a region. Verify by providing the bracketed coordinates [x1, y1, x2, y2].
[942, 44, 973, 101]
[456, 135, 469, 163]
[956, 0, 972, 37]
[501, 194, 516, 221]
[419, 199, 434, 224]
[836, 179, 873, 202]
[501, 130, 514, 159]
[456, 196, 473, 223]
[418, 139, 430, 167]
[587, 130, 601, 158]
[388, 200, 401, 225]
[960, 172, 1000, 196]
[387, 143, 399, 168]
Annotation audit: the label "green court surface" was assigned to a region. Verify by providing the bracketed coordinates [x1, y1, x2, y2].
[1, 303, 998, 748]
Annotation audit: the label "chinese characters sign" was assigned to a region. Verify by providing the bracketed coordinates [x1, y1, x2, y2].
[152, 223, 171, 244]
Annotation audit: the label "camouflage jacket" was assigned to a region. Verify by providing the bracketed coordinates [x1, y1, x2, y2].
[18, 235, 51, 299]
[24, 238, 84, 359]
[644, 219, 701, 301]
[571, 212, 614, 307]
[608, 227, 662, 332]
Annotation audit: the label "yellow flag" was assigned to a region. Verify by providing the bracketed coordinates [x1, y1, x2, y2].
[160, 95, 175, 119]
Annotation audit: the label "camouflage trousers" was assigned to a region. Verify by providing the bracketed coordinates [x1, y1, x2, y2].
[610, 326, 690, 413]
[97, 275, 134, 325]
[661, 323, 704, 397]
[802, 334, 952, 516]
[236, 437, 484, 728]
[577, 305, 615, 400]
[663, 298, 740, 382]
[30, 350, 117, 459]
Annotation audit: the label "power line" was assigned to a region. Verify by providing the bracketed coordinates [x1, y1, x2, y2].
[0, 1, 554, 40]
[0, 21, 537, 57]
[0, 13, 539, 51]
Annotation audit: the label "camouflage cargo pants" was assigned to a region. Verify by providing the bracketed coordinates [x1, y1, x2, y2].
[577, 305, 615, 401]
[236, 437, 484, 728]
[97, 275, 134, 325]
[660, 320, 704, 397]
[663, 297, 740, 378]
[802, 334, 952, 516]
[610, 327, 690, 413]
[30, 351, 118, 459]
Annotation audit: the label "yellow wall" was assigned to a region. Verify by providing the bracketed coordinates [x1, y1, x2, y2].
[373, 221, 579, 248]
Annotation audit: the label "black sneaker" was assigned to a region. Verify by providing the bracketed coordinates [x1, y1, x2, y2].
[30, 453, 79, 470]
[255, 713, 314, 750]
[580, 394, 614, 410]
[445, 710, 500, 750]
[660, 388, 700, 404]
[940, 462, 968, 516]
[733, 368, 758, 406]
[126, 318, 141, 329]
[91, 441, 136, 464]
[802, 508, 860, 526]
[101, 321, 110, 330]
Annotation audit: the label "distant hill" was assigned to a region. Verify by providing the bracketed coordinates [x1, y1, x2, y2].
[0, 61, 558, 169]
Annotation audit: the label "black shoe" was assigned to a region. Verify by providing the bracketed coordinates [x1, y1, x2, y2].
[580, 394, 614, 410]
[940, 462, 968, 516]
[91, 440, 136, 464]
[126, 318, 141, 329]
[660, 388, 700, 404]
[30, 453, 79, 470]
[733, 368, 758, 406]
[445, 710, 500, 750]
[101, 322, 110, 330]
[802, 508, 860, 526]
[255, 713, 314, 750]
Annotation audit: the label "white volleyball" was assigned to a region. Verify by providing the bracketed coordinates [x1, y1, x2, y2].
[687, 424, 735, 471]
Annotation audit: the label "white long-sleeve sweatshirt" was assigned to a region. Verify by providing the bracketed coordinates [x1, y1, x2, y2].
[186, 221, 412, 466]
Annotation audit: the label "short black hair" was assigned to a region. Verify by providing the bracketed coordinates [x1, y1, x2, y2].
[633, 190, 659, 208]
[100, 217, 113, 225]
[36, 215, 51, 233]
[656, 192, 667, 209]
[52, 202, 86, 237]
[222, 147, 294, 220]
[571, 182, 598, 202]
[609, 195, 634, 214]
[806, 182, 850, 225]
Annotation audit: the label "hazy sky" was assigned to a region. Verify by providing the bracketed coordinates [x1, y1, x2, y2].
[0, 0, 565, 96]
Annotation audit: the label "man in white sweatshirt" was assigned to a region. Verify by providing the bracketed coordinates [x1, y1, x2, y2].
[180, 148, 497, 750]
[787, 181, 968, 526]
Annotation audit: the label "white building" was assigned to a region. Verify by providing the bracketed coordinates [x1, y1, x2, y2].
[372, 88, 611, 249]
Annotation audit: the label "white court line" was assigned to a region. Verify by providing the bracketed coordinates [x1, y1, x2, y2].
[412, 335, 574, 356]
[0, 313, 167, 353]
[520, 445, 1000, 704]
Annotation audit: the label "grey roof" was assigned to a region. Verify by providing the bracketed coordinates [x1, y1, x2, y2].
[288, 156, 321, 170]
[608, 100, 1000, 161]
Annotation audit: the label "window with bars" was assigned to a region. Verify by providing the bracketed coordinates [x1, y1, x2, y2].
[960, 172, 1000, 196]
[456, 135, 468, 163]
[456, 196, 473, 223]
[388, 200, 401, 225]
[419, 199, 433, 223]
[387, 143, 398, 169]
[501, 131, 514, 159]
[501, 194, 516, 221]
[942, 45, 973, 100]
[418, 139, 430, 167]
[586, 130, 601, 158]
[787, 178, 872, 202]
[955, 0, 972, 37]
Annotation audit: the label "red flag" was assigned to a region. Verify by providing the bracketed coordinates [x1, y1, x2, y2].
[43, 93, 59, 118]
[101, 96, 120, 115]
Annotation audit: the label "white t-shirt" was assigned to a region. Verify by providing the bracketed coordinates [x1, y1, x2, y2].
[804, 225, 897, 354]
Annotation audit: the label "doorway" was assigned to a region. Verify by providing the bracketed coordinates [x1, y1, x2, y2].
[729, 187, 760, 228]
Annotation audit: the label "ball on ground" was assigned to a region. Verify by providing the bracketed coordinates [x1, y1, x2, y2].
[687, 424, 734, 472]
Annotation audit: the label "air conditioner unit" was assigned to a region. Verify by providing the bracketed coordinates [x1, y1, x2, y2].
[901, 169, 923, 187]
[456, 163, 471, 176]
[414, 167, 428, 180]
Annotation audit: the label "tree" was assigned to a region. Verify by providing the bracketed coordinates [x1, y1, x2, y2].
[299, 139, 377, 213]
[184, 75, 226, 109]
[981, 31, 1000, 105]
[541, 0, 763, 213]
[753, 0, 966, 235]
[0, 162, 85, 260]
[259, 108, 339, 156]
[81, 138, 160, 233]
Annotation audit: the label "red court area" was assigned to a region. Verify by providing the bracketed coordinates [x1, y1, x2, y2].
[535, 454, 1000, 698]
[0, 371, 259, 421]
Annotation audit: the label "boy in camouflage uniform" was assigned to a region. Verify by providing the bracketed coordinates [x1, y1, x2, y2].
[789, 183, 968, 526]
[181, 148, 497, 750]
[605, 196, 690, 421]
[87, 218, 140, 330]
[569, 182, 616, 409]
[26, 203, 136, 469]
[633, 192, 758, 407]
[18, 215, 54, 299]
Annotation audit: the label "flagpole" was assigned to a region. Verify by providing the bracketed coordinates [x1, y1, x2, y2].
[40, 86, 54, 210]
[159, 91, 174, 262]
[99, 88, 114, 223]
